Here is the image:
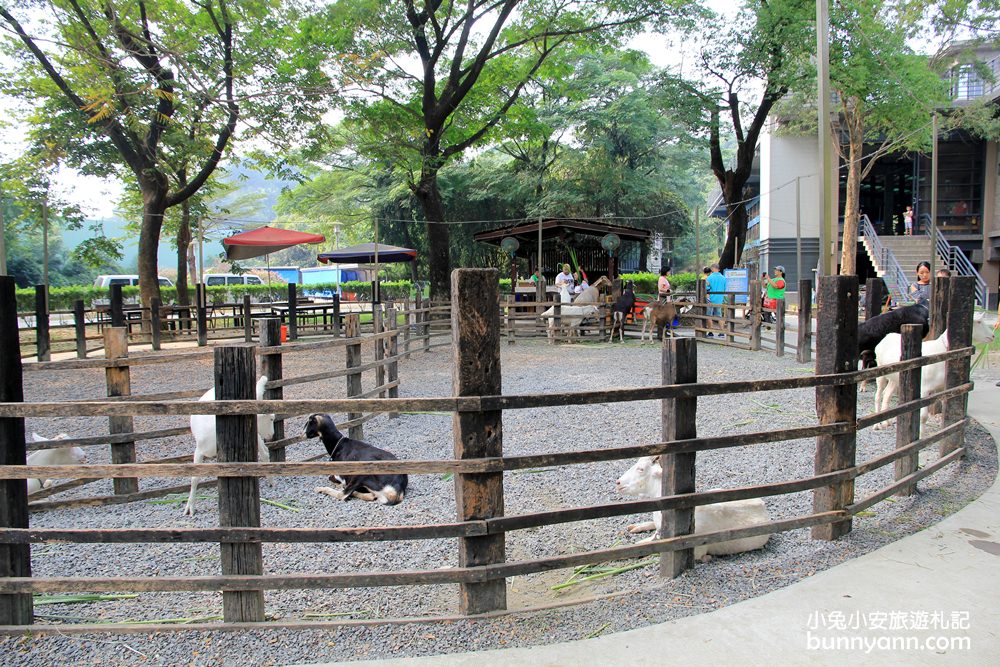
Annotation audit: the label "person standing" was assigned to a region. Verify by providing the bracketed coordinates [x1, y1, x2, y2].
[657, 267, 672, 302]
[764, 266, 787, 325]
[903, 205, 914, 236]
[705, 264, 727, 337]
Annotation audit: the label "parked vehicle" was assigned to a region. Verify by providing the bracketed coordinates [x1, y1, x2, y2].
[203, 273, 264, 286]
[300, 264, 375, 300]
[93, 274, 174, 288]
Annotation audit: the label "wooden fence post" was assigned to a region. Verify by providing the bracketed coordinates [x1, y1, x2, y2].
[749, 279, 762, 351]
[215, 344, 265, 623]
[387, 307, 400, 419]
[104, 327, 138, 495]
[374, 304, 386, 398]
[452, 268, 506, 614]
[35, 285, 50, 362]
[423, 296, 431, 353]
[287, 283, 298, 341]
[552, 302, 561, 345]
[0, 276, 32, 625]
[332, 293, 342, 338]
[243, 294, 253, 343]
[110, 284, 124, 328]
[73, 299, 87, 359]
[930, 274, 952, 339]
[725, 294, 736, 343]
[660, 336, 697, 578]
[260, 318, 285, 463]
[942, 276, 975, 457]
[401, 296, 410, 354]
[774, 298, 786, 357]
[345, 314, 363, 440]
[797, 279, 813, 364]
[196, 283, 208, 347]
[411, 292, 422, 359]
[865, 277, 887, 321]
[535, 278, 545, 318]
[812, 275, 858, 541]
[150, 297, 162, 351]
[894, 324, 923, 496]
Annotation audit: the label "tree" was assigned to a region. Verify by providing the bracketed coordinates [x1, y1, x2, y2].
[829, 0, 948, 275]
[0, 0, 326, 308]
[314, 0, 697, 298]
[667, 0, 814, 270]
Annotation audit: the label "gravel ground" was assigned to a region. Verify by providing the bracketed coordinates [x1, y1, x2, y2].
[1, 333, 997, 666]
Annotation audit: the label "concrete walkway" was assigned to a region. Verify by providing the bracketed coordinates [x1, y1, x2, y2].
[301, 380, 1000, 667]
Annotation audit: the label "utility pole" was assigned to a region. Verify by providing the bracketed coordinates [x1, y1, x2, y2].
[796, 176, 802, 286]
[695, 208, 701, 272]
[41, 187, 49, 287]
[0, 184, 7, 274]
[930, 113, 939, 280]
[817, 0, 834, 276]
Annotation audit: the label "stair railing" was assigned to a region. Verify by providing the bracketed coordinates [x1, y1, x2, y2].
[921, 216, 987, 308]
[860, 214, 908, 306]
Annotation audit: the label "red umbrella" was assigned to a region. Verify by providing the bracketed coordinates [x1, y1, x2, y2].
[223, 226, 325, 260]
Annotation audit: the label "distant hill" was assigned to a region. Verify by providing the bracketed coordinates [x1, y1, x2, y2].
[62, 165, 298, 272]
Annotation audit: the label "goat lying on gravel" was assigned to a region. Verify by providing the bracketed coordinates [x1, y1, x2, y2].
[873, 313, 994, 434]
[615, 456, 771, 559]
[306, 413, 407, 505]
[26, 433, 84, 494]
[857, 304, 929, 392]
[183, 376, 275, 516]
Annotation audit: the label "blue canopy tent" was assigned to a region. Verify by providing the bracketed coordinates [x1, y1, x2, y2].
[317, 243, 417, 302]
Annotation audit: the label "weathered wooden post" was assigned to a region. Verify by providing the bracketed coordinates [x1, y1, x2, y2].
[374, 304, 386, 398]
[387, 307, 400, 419]
[0, 276, 32, 625]
[332, 293, 342, 338]
[930, 274, 952, 339]
[73, 299, 87, 358]
[749, 279, 762, 351]
[552, 301, 561, 345]
[797, 279, 813, 364]
[423, 296, 432, 353]
[411, 292, 423, 358]
[35, 285, 50, 362]
[110, 283, 125, 328]
[774, 299, 786, 357]
[215, 344, 265, 623]
[812, 275, 858, 541]
[260, 318, 285, 462]
[287, 283, 298, 341]
[725, 294, 736, 343]
[344, 314, 363, 440]
[894, 324, 923, 496]
[695, 279, 707, 339]
[864, 277, 886, 321]
[942, 276, 975, 457]
[104, 327, 138, 495]
[243, 294, 253, 343]
[150, 297, 162, 351]
[196, 283, 208, 347]
[452, 268, 506, 614]
[660, 336, 697, 577]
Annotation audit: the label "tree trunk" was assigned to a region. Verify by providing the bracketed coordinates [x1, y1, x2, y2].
[414, 171, 450, 301]
[840, 101, 864, 276]
[719, 177, 749, 271]
[138, 182, 169, 311]
[176, 200, 192, 306]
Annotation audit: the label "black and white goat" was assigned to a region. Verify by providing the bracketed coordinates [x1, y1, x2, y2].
[857, 304, 929, 391]
[608, 281, 637, 342]
[305, 413, 407, 505]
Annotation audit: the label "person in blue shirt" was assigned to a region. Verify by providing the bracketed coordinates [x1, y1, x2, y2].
[705, 263, 727, 338]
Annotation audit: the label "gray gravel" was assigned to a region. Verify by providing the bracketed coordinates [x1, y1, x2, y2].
[2, 334, 996, 666]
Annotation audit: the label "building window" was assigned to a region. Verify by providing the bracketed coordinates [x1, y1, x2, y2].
[917, 135, 984, 233]
[951, 65, 984, 100]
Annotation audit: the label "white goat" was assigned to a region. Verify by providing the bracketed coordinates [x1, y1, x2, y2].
[873, 313, 994, 434]
[26, 433, 85, 494]
[539, 304, 599, 341]
[183, 376, 275, 516]
[615, 456, 771, 559]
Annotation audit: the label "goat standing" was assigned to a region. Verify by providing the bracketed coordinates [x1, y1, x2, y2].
[608, 281, 636, 342]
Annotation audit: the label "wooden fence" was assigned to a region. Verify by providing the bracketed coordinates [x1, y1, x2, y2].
[18, 282, 451, 361]
[0, 272, 980, 632]
[9, 303, 441, 513]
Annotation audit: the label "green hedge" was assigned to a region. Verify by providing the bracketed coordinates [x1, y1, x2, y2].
[620, 272, 697, 297]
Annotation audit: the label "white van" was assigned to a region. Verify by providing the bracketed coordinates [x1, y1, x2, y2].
[203, 273, 264, 287]
[94, 274, 174, 288]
